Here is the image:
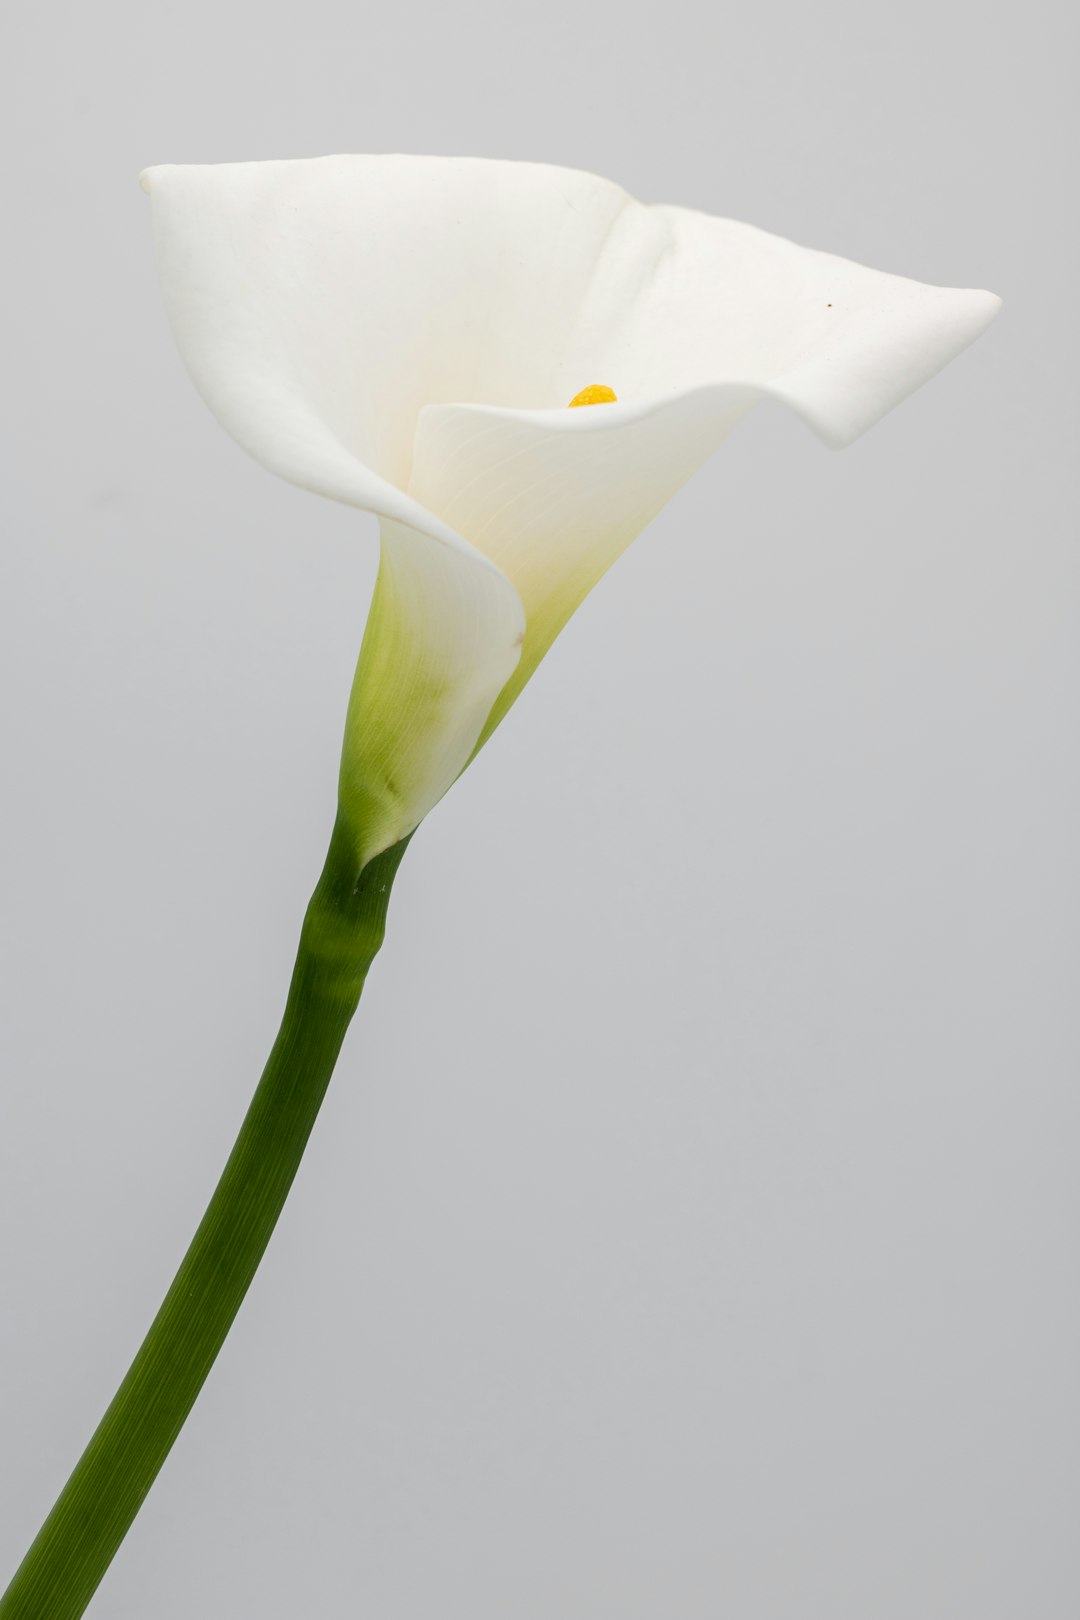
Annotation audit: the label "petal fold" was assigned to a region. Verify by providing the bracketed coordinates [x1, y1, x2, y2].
[340, 517, 523, 862]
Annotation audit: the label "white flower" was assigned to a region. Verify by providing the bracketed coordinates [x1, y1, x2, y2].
[141, 155, 999, 864]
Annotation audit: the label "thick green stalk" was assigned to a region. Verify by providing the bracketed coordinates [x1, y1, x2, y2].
[0, 818, 410, 1620]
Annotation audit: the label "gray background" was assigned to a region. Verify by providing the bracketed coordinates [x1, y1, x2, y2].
[2, 0, 1077, 1615]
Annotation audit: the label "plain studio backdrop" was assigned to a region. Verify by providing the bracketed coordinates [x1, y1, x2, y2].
[1, 1, 1077, 1617]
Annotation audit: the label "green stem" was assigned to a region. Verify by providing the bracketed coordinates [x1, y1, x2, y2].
[0, 818, 409, 1620]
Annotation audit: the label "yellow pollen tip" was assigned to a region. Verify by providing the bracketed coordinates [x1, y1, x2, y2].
[568, 383, 618, 408]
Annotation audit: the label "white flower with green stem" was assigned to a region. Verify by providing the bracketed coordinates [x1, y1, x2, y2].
[0, 155, 999, 1619]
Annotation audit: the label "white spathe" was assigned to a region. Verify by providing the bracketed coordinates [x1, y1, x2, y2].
[141, 155, 1000, 863]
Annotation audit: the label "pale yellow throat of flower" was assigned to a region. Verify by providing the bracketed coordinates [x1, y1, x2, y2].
[470, 383, 622, 750]
[343, 379, 625, 864]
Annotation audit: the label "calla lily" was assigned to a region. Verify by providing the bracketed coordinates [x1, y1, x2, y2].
[141, 155, 999, 865]
[0, 158, 1000, 1620]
